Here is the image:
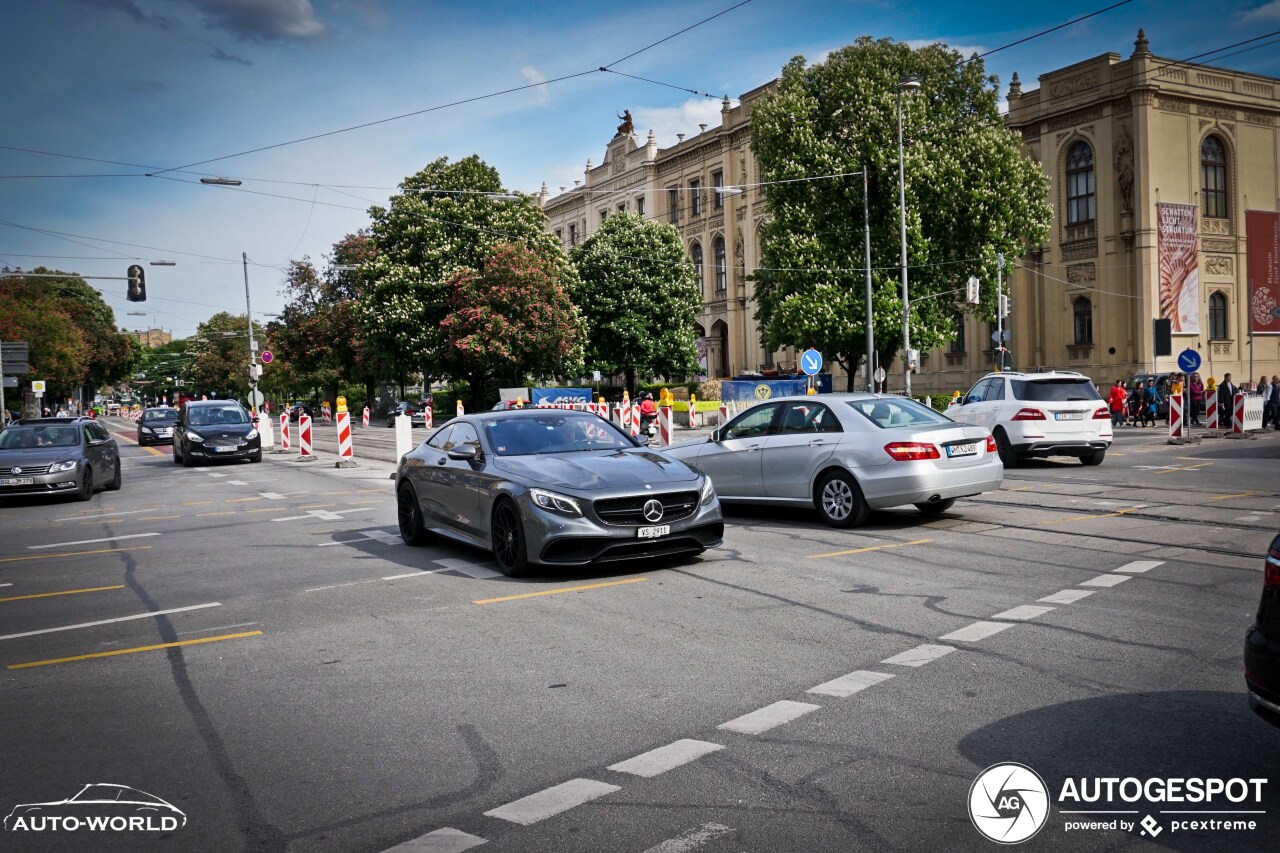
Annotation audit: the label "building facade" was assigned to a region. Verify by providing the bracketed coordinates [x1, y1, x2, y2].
[541, 31, 1280, 391]
[125, 328, 172, 349]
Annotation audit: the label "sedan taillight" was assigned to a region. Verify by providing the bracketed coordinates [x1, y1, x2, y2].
[985, 434, 997, 453]
[1011, 407, 1046, 421]
[884, 442, 940, 461]
[1266, 544, 1280, 588]
[1093, 407, 1110, 419]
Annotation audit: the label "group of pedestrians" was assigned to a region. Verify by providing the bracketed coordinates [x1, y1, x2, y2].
[1104, 371, 1280, 429]
[1107, 377, 1170, 428]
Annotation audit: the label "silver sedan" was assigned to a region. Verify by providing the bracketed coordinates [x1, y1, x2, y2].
[663, 394, 1002, 527]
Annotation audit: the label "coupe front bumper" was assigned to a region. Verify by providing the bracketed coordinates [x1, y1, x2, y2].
[523, 494, 724, 566]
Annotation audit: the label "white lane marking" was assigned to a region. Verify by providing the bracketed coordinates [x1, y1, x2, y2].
[641, 822, 734, 853]
[207, 472, 227, 478]
[881, 644, 956, 667]
[717, 700, 820, 735]
[225, 480, 249, 486]
[0, 583, 11, 589]
[1113, 560, 1164, 574]
[1080, 574, 1132, 588]
[940, 621, 1015, 642]
[608, 739, 724, 778]
[53, 508, 164, 522]
[259, 492, 286, 500]
[990, 605, 1055, 622]
[437, 558, 502, 579]
[305, 579, 384, 593]
[274, 507, 374, 522]
[317, 529, 402, 548]
[483, 778, 620, 826]
[807, 669, 895, 698]
[0, 603, 222, 641]
[381, 569, 443, 581]
[176, 621, 260, 637]
[381, 826, 487, 853]
[27, 532, 161, 551]
[1038, 589, 1095, 604]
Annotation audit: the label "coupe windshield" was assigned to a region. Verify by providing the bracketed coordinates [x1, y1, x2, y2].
[847, 397, 952, 429]
[0, 425, 80, 449]
[483, 415, 633, 456]
[187, 406, 250, 426]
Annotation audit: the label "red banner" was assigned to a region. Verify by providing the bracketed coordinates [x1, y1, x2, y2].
[1157, 202, 1199, 334]
[1248, 210, 1280, 334]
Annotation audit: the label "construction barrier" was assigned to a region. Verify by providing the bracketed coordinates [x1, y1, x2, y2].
[362, 406, 370, 428]
[1207, 398, 1218, 430]
[335, 410, 355, 467]
[298, 414, 314, 460]
[1234, 393, 1264, 434]
[1169, 389, 1184, 439]
[278, 414, 290, 453]
[621, 402, 632, 434]
[257, 411, 275, 449]
[424, 404, 433, 429]
[320, 404, 332, 425]
[631, 403, 641, 437]
[394, 412, 413, 461]
[658, 405, 673, 446]
[719, 404, 729, 427]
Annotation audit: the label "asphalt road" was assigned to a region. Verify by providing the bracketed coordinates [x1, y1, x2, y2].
[1, 417, 1278, 852]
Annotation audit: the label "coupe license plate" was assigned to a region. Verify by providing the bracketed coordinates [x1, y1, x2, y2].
[1055, 411, 1084, 421]
[946, 442, 977, 458]
[1, 477, 34, 486]
[637, 525, 670, 539]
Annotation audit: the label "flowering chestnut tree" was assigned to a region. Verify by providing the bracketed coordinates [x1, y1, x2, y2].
[750, 38, 1051, 388]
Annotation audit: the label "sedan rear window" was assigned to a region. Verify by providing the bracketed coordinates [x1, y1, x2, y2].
[846, 398, 952, 429]
[1011, 379, 1101, 402]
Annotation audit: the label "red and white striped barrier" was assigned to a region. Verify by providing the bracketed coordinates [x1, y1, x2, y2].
[320, 405, 332, 425]
[424, 405, 433, 429]
[631, 403, 641, 437]
[719, 404, 729, 426]
[658, 405, 673, 446]
[1169, 389, 1184, 439]
[279, 414, 290, 453]
[1234, 392, 1246, 434]
[335, 410, 355, 466]
[361, 406, 370, 428]
[1207, 398, 1218, 430]
[621, 402, 632, 434]
[298, 413, 314, 459]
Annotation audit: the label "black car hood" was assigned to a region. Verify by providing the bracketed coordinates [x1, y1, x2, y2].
[185, 422, 255, 439]
[491, 449, 698, 491]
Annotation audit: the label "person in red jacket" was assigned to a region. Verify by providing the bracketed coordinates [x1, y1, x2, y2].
[1107, 379, 1127, 428]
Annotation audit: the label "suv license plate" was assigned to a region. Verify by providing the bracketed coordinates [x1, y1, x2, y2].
[637, 525, 670, 539]
[946, 443, 977, 458]
[1, 477, 34, 486]
[1055, 412, 1084, 421]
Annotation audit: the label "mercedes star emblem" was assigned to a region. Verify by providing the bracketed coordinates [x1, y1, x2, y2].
[643, 499, 664, 523]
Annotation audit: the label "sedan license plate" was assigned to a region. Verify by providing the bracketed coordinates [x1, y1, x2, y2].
[946, 442, 977, 458]
[212, 446, 236, 452]
[1055, 411, 1084, 421]
[1, 477, 34, 486]
[637, 525, 671, 539]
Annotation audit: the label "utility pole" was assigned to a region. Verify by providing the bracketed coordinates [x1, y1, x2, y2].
[863, 167, 875, 393]
[996, 252, 1006, 371]
[243, 252, 259, 414]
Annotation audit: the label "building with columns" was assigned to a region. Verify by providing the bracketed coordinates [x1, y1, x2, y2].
[541, 31, 1280, 391]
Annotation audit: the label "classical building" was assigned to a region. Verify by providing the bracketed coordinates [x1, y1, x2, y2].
[542, 30, 1280, 391]
[125, 328, 172, 348]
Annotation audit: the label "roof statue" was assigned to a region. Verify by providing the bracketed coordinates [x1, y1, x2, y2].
[616, 110, 634, 136]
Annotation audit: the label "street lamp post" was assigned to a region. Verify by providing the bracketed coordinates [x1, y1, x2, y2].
[861, 168, 875, 392]
[897, 76, 921, 397]
[242, 252, 259, 414]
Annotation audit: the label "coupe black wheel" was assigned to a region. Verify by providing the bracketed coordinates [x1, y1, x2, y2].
[76, 467, 94, 502]
[815, 470, 869, 528]
[914, 498, 955, 515]
[105, 460, 122, 491]
[397, 482, 431, 546]
[1080, 449, 1105, 466]
[491, 499, 530, 577]
[993, 428, 1019, 468]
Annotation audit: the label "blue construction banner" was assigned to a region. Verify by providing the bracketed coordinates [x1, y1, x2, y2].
[720, 379, 809, 404]
[531, 387, 592, 406]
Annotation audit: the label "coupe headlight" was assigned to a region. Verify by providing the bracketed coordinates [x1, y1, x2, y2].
[530, 488, 582, 517]
[246, 429, 259, 440]
[185, 431, 204, 442]
[49, 459, 78, 472]
[700, 474, 715, 505]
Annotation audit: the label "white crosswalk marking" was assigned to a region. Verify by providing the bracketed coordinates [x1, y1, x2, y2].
[1038, 589, 1095, 604]
[990, 605, 1055, 621]
[717, 700, 819, 735]
[939, 621, 1015, 642]
[641, 823, 734, 853]
[484, 778, 619, 826]
[608, 739, 724, 777]
[807, 670, 895, 698]
[1112, 560, 1164, 574]
[380, 827, 487, 853]
[1080, 574, 1131, 588]
[881, 644, 955, 667]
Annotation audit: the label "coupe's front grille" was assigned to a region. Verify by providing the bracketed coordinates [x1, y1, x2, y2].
[593, 490, 699, 526]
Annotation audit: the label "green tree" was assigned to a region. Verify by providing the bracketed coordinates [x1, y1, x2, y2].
[440, 243, 586, 409]
[569, 213, 702, 392]
[188, 312, 262, 401]
[750, 38, 1052, 389]
[0, 276, 89, 402]
[361, 156, 563, 386]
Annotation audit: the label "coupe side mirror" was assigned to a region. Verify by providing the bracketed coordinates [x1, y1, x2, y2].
[710, 428, 721, 442]
[446, 445, 479, 462]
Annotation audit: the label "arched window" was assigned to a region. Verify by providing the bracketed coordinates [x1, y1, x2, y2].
[1065, 141, 1096, 224]
[1073, 297, 1093, 345]
[1209, 292, 1228, 340]
[690, 242, 704, 295]
[1201, 136, 1228, 220]
[713, 236, 727, 293]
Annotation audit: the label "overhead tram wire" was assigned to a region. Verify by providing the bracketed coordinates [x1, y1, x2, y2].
[956, 0, 1135, 67]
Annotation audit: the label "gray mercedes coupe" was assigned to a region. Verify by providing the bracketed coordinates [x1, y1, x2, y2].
[395, 410, 723, 576]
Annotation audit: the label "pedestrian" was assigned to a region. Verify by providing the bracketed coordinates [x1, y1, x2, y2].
[1218, 373, 1238, 426]
[1189, 372, 1205, 426]
[1107, 379, 1127, 427]
[1270, 377, 1280, 431]
[1127, 381, 1143, 427]
[1142, 379, 1161, 427]
[1259, 376, 1273, 430]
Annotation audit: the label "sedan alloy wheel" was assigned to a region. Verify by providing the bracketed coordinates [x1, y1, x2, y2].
[816, 470, 869, 528]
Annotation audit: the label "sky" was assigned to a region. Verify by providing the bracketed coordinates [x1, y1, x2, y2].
[2, 0, 1279, 339]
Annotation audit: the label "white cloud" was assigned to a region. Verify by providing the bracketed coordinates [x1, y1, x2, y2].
[635, 98, 725, 148]
[521, 65, 549, 106]
[906, 39, 987, 58]
[1241, 0, 1280, 23]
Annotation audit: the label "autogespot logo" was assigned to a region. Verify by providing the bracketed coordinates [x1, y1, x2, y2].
[969, 763, 1050, 844]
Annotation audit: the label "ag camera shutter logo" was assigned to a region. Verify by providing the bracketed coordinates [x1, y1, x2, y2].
[969, 762, 1050, 844]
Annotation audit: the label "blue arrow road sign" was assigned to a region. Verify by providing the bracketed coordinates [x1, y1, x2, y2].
[1177, 348, 1201, 373]
[801, 348, 822, 376]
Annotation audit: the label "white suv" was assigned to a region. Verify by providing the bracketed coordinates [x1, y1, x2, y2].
[947, 371, 1112, 466]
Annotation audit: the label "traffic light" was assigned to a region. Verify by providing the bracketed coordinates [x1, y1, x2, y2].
[966, 276, 980, 305]
[126, 265, 146, 302]
[998, 293, 1010, 319]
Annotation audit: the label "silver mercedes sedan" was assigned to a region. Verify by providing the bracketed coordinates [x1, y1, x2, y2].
[395, 410, 723, 576]
[663, 394, 1002, 528]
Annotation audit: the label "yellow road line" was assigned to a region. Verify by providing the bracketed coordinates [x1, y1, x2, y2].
[296, 504, 335, 510]
[1155, 461, 1213, 475]
[1040, 508, 1137, 526]
[196, 511, 234, 517]
[181, 501, 212, 506]
[139, 446, 166, 457]
[0, 546, 151, 565]
[225, 497, 261, 503]
[1210, 492, 1256, 501]
[244, 507, 289, 514]
[139, 515, 181, 521]
[74, 503, 163, 515]
[7, 630, 263, 670]
[0, 584, 125, 603]
[347, 499, 383, 505]
[808, 538, 931, 559]
[474, 577, 648, 605]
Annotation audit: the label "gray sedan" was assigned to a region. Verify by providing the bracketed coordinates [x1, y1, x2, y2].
[0, 417, 121, 501]
[663, 394, 1002, 527]
[395, 410, 723, 576]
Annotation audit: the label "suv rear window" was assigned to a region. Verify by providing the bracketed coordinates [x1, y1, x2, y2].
[1011, 378, 1101, 402]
